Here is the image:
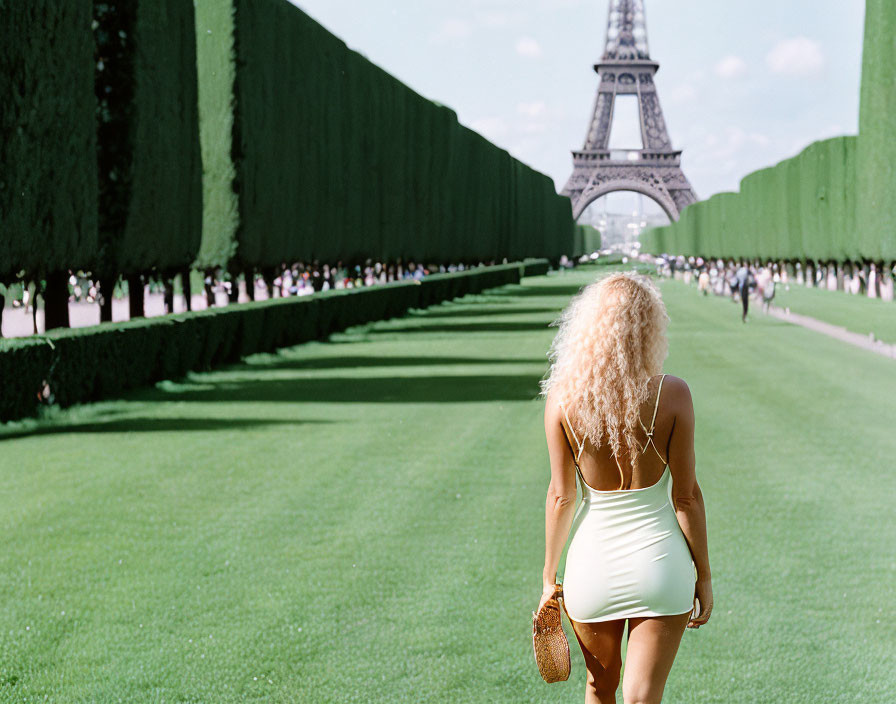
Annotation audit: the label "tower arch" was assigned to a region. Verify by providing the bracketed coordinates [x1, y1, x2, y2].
[573, 179, 677, 222]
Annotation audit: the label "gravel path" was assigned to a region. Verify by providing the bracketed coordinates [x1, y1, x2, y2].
[765, 303, 896, 359]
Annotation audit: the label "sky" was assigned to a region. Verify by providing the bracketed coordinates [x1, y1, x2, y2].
[290, 0, 867, 204]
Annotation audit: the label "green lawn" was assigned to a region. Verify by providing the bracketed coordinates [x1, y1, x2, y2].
[1, 266, 893, 702]
[763, 278, 896, 344]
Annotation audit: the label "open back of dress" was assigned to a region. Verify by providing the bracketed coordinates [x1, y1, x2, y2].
[558, 374, 697, 623]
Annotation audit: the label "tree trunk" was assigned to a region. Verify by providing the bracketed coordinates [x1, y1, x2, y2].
[181, 268, 193, 311]
[868, 261, 881, 299]
[127, 273, 145, 319]
[98, 274, 116, 322]
[203, 271, 215, 308]
[245, 269, 255, 301]
[227, 268, 240, 304]
[44, 270, 71, 330]
[880, 261, 894, 301]
[859, 261, 870, 295]
[835, 261, 844, 291]
[163, 272, 175, 313]
[261, 267, 276, 298]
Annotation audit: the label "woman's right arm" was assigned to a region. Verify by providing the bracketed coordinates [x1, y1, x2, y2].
[666, 377, 713, 628]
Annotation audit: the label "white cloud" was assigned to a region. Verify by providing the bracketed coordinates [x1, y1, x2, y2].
[714, 55, 748, 79]
[430, 18, 472, 44]
[517, 101, 547, 118]
[765, 37, 825, 77]
[515, 36, 543, 58]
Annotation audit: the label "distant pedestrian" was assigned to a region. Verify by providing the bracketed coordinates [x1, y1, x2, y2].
[735, 265, 752, 322]
[728, 269, 740, 301]
[760, 271, 776, 313]
[697, 270, 710, 296]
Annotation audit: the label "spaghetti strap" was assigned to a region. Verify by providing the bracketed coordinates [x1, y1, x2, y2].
[610, 449, 626, 490]
[641, 374, 667, 464]
[558, 400, 585, 463]
[561, 379, 665, 489]
[648, 374, 667, 435]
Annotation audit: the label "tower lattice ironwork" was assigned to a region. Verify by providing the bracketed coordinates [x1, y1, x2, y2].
[562, 0, 697, 221]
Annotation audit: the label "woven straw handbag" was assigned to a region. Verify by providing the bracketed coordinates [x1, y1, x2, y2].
[532, 583, 571, 683]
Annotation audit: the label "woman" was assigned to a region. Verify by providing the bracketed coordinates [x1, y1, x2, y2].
[760, 267, 776, 313]
[537, 271, 712, 704]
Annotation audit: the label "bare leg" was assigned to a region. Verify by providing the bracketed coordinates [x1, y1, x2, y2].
[569, 617, 626, 704]
[621, 612, 690, 704]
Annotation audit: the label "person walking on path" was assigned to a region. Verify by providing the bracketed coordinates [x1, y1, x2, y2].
[697, 269, 710, 296]
[758, 267, 776, 313]
[537, 272, 713, 704]
[735, 264, 753, 322]
[728, 267, 740, 302]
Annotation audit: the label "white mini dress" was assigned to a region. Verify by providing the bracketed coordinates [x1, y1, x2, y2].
[559, 375, 697, 623]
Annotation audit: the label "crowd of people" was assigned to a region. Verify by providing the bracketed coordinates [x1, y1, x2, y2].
[256, 258, 474, 298]
[7, 258, 492, 313]
[652, 255, 780, 322]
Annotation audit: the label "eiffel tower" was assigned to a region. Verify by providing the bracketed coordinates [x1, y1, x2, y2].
[562, 0, 697, 221]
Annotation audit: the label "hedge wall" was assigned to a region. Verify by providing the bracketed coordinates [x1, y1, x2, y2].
[193, 0, 574, 272]
[193, 0, 239, 271]
[641, 136, 860, 261]
[573, 224, 602, 257]
[93, 0, 203, 280]
[858, 0, 895, 262]
[0, 1, 97, 284]
[0, 261, 549, 423]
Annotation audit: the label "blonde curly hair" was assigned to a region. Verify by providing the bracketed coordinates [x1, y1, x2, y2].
[539, 270, 670, 475]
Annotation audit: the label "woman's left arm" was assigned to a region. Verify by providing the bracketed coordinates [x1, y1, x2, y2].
[539, 397, 579, 611]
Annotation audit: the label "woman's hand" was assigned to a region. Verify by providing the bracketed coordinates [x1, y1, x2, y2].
[537, 583, 560, 615]
[687, 578, 713, 629]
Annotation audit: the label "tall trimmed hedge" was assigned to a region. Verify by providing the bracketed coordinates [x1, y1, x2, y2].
[0, 2, 97, 284]
[573, 224, 602, 256]
[93, 0, 203, 280]
[2, 0, 571, 331]
[194, 0, 574, 273]
[641, 136, 859, 261]
[193, 0, 239, 270]
[858, 0, 895, 262]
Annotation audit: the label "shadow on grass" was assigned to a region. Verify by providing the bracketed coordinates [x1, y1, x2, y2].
[484, 284, 586, 298]
[367, 320, 554, 335]
[254, 354, 549, 371]
[406, 305, 561, 319]
[131, 373, 547, 404]
[0, 416, 330, 441]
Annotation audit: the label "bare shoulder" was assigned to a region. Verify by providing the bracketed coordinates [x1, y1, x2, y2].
[659, 374, 693, 414]
[543, 388, 561, 422]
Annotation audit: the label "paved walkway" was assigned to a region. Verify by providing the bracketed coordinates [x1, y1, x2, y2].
[765, 303, 896, 359]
